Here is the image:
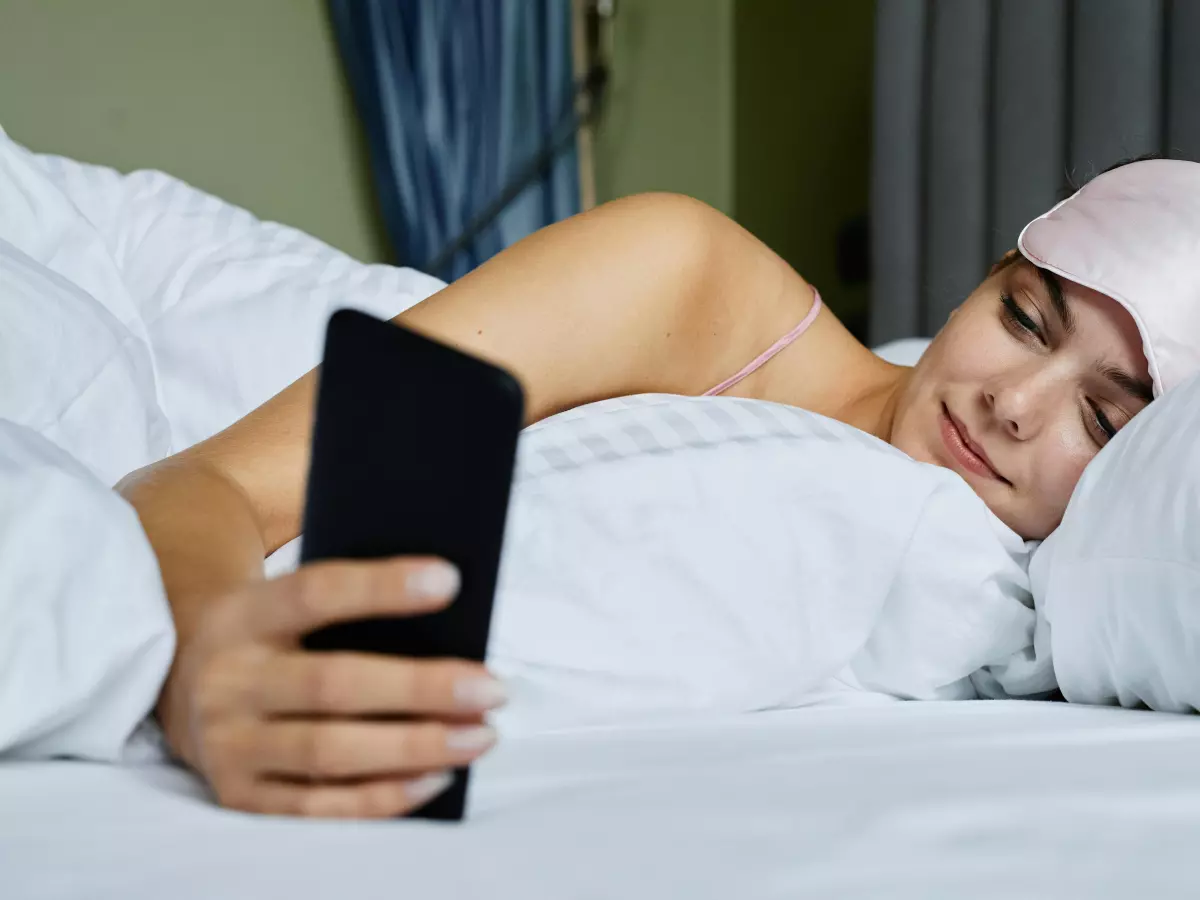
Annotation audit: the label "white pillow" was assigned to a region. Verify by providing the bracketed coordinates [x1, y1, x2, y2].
[1030, 370, 1200, 711]
[484, 394, 1035, 733]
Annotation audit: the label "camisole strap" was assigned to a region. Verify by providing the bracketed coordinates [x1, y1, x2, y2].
[702, 289, 822, 397]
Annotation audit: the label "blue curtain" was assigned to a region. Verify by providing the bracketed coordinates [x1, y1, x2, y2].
[329, 0, 581, 281]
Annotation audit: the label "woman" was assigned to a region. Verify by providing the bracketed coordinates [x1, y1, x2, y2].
[119, 157, 1200, 818]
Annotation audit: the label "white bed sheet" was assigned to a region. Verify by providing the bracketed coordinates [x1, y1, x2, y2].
[4, 700, 1200, 899]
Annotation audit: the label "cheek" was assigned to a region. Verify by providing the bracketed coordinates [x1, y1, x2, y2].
[1031, 430, 1095, 508]
[1015, 442, 1093, 539]
[921, 316, 1016, 383]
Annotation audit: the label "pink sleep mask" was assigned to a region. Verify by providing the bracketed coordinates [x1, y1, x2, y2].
[1018, 159, 1200, 397]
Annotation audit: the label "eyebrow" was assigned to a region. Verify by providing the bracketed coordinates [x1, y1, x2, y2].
[1025, 264, 1153, 403]
[1034, 266, 1075, 336]
[1098, 363, 1155, 405]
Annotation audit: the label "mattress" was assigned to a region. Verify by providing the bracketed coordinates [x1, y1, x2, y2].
[4, 700, 1200, 899]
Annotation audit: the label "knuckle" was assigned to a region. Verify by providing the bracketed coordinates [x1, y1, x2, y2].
[298, 727, 324, 772]
[360, 783, 408, 819]
[302, 730, 346, 776]
[215, 780, 260, 814]
[191, 656, 261, 727]
[389, 660, 423, 707]
[199, 724, 261, 789]
[403, 659, 458, 710]
[305, 660, 347, 710]
[294, 565, 337, 619]
[297, 562, 378, 619]
[388, 725, 418, 766]
[294, 790, 328, 817]
[201, 724, 241, 768]
[407, 724, 447, 766]
[192, 677, 226, 722]
[190, 672, 237, 724]
[336, 563, 373, 604]
[298, 789, 353, 819]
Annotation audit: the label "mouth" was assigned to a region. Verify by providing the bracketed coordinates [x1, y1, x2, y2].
[938, 403, 1010, 485]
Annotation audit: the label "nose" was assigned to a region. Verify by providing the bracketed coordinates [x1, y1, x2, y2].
[983, 364, 1058, 440]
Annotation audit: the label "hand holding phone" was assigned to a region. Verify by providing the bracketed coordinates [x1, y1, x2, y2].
[299, 309, 525, 821]
[157, 554, 506, 819]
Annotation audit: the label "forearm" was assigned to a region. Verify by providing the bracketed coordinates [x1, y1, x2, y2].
[116, 458, 267, 646]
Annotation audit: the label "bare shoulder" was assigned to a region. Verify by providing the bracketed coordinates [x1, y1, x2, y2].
[737, 297, 893, 415]
[692, 208, 896, 428]
[783, 303, 900, 429]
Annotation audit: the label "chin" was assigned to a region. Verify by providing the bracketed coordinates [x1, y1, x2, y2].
[994, 507, 1050, 542]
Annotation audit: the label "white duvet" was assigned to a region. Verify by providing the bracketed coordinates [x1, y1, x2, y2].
[0, 126, 441, 759]
[0, 123, 1045, 761]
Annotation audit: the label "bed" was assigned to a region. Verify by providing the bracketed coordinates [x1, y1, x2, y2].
[4, 83, 1200, 898]
[5, 700, 1200, 898]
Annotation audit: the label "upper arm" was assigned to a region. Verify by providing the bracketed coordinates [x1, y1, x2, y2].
[183, 193, 813, 552]
[398, 191, 814, 420]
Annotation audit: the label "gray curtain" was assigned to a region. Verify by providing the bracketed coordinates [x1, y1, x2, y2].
[869, 0, 1200, 344]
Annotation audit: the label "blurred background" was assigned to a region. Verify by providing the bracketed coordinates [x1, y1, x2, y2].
[0, 0, 1194, 344]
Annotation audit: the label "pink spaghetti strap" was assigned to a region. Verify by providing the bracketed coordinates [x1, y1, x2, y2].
[702, 289, 823, 397]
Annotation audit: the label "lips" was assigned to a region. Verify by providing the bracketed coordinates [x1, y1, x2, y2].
[939, 403, 1009, 484]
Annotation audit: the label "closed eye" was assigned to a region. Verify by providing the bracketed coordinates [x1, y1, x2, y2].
[1086, 399, 1118, 444]
[1000, 294, 1044, 344]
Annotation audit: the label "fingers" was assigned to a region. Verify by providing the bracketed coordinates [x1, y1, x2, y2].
[225, 771, 456, 819]
[245, 557, 460, 640]
[249, 720, 496, 780]
[254, 652, 507, 717]
[176, 554, 506, 819]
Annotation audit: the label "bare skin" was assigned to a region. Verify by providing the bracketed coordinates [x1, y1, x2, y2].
[891, 251, 1151, 539]
[118, 194, 1149, 817]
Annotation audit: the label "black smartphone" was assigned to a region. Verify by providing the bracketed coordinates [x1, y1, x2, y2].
[299, 308, 524, 822]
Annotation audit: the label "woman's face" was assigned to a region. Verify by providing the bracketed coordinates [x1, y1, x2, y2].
[889, 255, 1153, 540]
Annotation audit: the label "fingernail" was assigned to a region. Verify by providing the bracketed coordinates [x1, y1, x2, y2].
[406, 771, 454, 806]
[445, 725, 497, 752]
[407, 562, 460, 600]
[454, 676, 508, 710]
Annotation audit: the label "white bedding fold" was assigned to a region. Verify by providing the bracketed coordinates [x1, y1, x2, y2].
[0, 422, 173, 760]
[484, 395, 1038, 733]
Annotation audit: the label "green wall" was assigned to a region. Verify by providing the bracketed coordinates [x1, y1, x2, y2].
[590, 0, 874, 327]
[0, 0, 389, 263]
[0, 0, 875, 320]
[592, 0, 735, 215]
[733, 0, 874, 329]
